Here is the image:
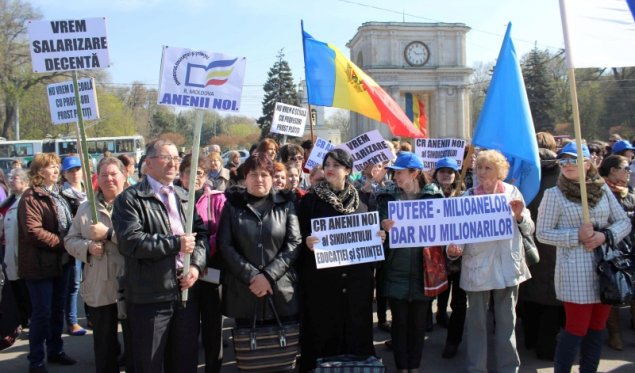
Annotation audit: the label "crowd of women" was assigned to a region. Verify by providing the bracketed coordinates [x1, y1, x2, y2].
[0, 130, 633, 373]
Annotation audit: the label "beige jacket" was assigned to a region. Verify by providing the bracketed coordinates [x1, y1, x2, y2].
[64, 200, 124, 308]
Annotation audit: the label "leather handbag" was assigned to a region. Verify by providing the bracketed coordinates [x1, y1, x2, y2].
[315, 355, 386, 373]
[521, 230, 540, 266]
[231, 296, 299, 372]
[596, 229, 634, 305]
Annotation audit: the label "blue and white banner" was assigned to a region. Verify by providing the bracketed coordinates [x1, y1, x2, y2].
[158, 46, 246, 112]
[388, 195, 515, 248]
[311, 212, 383, 269]
[305, 137, 334, 171]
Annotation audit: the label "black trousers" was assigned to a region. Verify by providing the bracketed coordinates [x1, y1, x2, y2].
[10, 279, 32, 327]
[197, 281, 223, 373]
[87, 304, 120, 373]
[520, 301, 565, 360]
[445, 272, 467, 345]
[127, 300, 199, 373]
[389, 298, 430, 370]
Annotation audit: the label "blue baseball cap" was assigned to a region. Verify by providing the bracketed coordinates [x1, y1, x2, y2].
[612, 140, 635, 154]
[558, 142, 591, 159]
[386, 152, 423, 170]
[62, 156, 82, 172]
[435, 157, 459, 172]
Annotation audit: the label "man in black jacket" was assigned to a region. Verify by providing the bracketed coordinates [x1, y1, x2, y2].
[113, 139, 207, 373]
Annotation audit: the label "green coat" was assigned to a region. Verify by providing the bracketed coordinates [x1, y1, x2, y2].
[376, 183, 444, 301]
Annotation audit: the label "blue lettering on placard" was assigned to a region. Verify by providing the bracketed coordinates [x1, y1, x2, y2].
[439, 218, 513, 241]
[418, 225, 436, 242]
[390, 226, 415, 246]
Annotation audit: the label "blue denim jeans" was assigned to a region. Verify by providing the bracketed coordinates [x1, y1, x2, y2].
[64, 259, 81, 326]
[26, 275, 68, 367]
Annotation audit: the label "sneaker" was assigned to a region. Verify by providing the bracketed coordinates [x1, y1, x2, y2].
[48, 352, 77, 365]
[68, 324, 87, 336]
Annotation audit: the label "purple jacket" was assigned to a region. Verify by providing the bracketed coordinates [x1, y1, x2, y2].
[196, 184, 226, 262]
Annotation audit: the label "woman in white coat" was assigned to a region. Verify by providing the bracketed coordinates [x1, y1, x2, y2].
[536, 142, 630, 373]
[447, 149, 533, 373]
[64, 157, 129, 373]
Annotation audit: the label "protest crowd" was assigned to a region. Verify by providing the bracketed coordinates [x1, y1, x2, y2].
[0, 129, 633, 373]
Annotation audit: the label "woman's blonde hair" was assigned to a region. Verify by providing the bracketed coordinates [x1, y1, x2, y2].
[29, 153, 61, 187]
[475, 149, 509, 181]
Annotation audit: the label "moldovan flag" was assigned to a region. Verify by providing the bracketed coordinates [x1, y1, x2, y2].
[404, 93, 428, 136]
[301, 23, 425, 138]
[472, 23, 541, 204]
[559, 0, 635, 68]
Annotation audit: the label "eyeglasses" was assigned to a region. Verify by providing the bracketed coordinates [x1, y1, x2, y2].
[151, 155, 182, 163]
[558, 158, 579, 166]
[618, 166, 632, 173]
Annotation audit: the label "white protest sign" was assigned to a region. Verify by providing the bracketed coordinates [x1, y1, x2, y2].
[305, 137, 334, 171]
[27, 18, 110, 73]
[339, 130, 394, 172]
[158, 46, 246, 112]
[414, 138, 466, 171]
[311, 211, 384, 269]
[46, 78, 99, 124]
[388, 194, 514, 248]
[270, 103, 307, 137]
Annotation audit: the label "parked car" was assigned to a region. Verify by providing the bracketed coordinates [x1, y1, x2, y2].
[221, 149, 249, 165]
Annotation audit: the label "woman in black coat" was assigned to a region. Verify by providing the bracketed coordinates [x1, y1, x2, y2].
[519, 134, 564, 361]
[217, 152, 302, 322]
[297, 149, 384, 372]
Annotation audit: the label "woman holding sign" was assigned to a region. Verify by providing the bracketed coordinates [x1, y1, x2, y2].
[377, 151, 444, 373]
[298, 149, 385, 372]
[537, 143, 630, 373]
[446, 149, 533, 373]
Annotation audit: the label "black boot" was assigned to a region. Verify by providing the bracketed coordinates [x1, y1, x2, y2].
[579, 329, 603, 373]
[554, 330, 583, 373]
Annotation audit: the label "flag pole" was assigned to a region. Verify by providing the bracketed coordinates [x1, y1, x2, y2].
[308, 105, 315, 143]
[456, 144, 474, 195]
[559, 0, 590, 223]
[566, 68, 590, 223]
[181, 109, 203, 306]
[301, 20, 316, 144]
[71, 71, 98, 224]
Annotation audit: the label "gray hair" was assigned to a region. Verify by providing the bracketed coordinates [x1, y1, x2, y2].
[9, 168, 29, 184]
[146, 139, 176, 157]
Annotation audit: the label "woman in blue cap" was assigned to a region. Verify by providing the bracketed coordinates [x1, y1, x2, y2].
[537, 142, 631, 372]
[431, 157, 466, 359]
[376, 151, 443, 373]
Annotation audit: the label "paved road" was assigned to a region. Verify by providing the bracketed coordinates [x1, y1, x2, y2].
[1, 304, 634, 372]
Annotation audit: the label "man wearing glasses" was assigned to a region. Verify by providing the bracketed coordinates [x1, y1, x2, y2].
[113, 140, 208, 373]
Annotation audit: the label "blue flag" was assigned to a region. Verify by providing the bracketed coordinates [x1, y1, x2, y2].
[472, 23, 541, 204]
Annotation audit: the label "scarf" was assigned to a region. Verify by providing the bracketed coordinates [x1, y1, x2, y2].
[605, 178, 629, 199]
[473, 180, 506, 196]
[97, 192, 113, 214]
[313, 180, 360, 214]
[46, 185, 73, 235]
[556, 167, 605, 208]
